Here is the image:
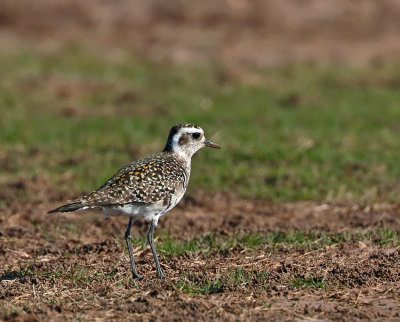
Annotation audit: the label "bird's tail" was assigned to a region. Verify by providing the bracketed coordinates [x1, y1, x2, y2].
[48, 202, 84, 214]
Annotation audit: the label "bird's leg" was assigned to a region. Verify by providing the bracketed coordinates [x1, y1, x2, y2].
[125, 217, 143, 280]
[147, 220, 164, 278]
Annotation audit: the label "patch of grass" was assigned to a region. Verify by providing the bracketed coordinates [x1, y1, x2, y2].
[151, 229, 400, 256]
[227, 267, 270, 289]
[176, 267, 270, 293]
[229, 229, 400, 251]
[158, 233, 204, 255]
[227, 230, 325, 250]
[227, 266, 247, 286]
[130, 235, 147, 249]
[175, 274, 224, 294]
[37, 228, 399, 261]
[128, 233, 205, 255]
[129, 232, 216, 256]
[292, 275, 326, 289]
[372, 227, 400, 245]
[1, 48, 400, 201]
[66, 267, 91, 284]
[37, 264, 95, 285]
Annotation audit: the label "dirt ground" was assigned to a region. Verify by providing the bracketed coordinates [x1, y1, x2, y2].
[1, 176, 400, 320]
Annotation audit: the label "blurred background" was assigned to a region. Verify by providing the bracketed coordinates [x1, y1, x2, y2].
[1, 0, 400, 202]
[2, 0, 400, 65]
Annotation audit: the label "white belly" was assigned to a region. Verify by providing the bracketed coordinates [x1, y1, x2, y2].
[100, 193, 184, 226]
[99, 174, 189, 226]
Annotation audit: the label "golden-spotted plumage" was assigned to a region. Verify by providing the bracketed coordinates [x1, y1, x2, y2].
[81, 152, 187, 207]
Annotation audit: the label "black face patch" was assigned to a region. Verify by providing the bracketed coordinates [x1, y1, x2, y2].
[178, 133, 190, 145]
[168, 125, 180, 138]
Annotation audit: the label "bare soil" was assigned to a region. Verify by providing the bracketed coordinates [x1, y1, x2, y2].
[1, 175, 400, 320]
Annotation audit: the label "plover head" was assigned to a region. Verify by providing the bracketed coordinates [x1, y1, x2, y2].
[163, 123, 220, 159]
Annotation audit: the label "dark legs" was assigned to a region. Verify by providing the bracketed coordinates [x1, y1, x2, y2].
[147, 221, 164, 278]
[124, 217, 164, 279]
[125, 217, 143, 280]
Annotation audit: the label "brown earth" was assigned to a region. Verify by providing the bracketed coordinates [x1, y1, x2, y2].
[1, 175, 400, 320]
[1, 0, 400, 66]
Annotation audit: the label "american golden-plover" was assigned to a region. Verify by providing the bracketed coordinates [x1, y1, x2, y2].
[49, 123, 220, 279]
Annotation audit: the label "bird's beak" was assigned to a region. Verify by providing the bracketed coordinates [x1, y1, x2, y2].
[204, 139, 221, 149]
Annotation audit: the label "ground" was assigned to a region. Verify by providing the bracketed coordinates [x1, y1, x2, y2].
[1, 1, 400, 321]
[1, 177, 400, 320]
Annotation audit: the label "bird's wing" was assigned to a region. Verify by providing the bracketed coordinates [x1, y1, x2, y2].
[79, 153, 186, 206]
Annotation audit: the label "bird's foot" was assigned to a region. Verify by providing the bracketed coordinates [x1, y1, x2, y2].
[157, 269, 164, 279]
[133, 273, 144, 280]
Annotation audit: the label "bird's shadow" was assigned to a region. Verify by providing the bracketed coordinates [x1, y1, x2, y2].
[0, 270, 32, 281]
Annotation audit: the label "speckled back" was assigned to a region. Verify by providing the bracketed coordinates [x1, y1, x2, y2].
[80, 152, 188, 207]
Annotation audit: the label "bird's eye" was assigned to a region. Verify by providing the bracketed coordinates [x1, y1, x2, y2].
[192, 132, 201, 139]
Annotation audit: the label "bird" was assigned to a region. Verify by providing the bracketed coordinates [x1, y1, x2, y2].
[48, 123, 220, 280]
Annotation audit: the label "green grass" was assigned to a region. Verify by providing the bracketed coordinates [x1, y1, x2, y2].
[159, 235, 206, 255]
[2, 48, 400, 201]
[175, 267, 270, 294]
[292, 275, 326, 289]
[132, 228, 400, 256]
[175, 274, 225, 294]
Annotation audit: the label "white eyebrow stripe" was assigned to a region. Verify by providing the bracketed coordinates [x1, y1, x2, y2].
[179, 127, 204, 134]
